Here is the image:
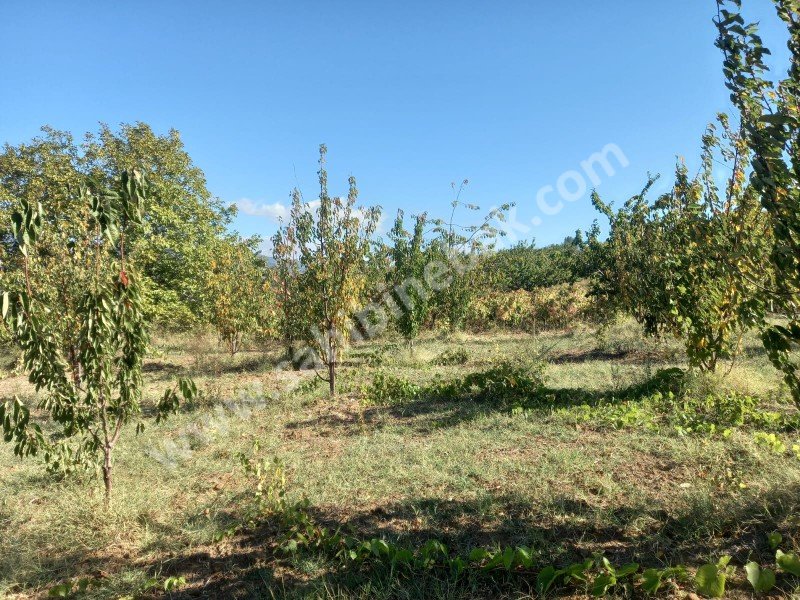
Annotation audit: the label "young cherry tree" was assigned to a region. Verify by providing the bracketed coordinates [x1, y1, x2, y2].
[206, 237, 269, 355]
[591, 115, 771, 372]
[271, 207, 305, 362]
[428, 181, 511, 332]
[388, 209, 430, 351]
[273, 145, 380, 395]
[0, 170, 193, 504]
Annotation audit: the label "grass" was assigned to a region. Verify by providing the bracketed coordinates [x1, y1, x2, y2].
[0, 321, 799, 598]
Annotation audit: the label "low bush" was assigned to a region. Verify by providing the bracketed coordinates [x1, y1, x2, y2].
[362, 371, 421, 406]
[564, 386, 800, 437]
[362, 361, 546, 408]
[432, 347, 469, 366]
[432, 360, 546, 407]
[233, 446, 800, 599]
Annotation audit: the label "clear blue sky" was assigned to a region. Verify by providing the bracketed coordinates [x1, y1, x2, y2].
[0, 1, 789, 248]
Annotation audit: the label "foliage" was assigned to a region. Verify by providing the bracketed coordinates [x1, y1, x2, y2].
[714, 0, 800, 404]
[47, 577, 102, 597]
[270, 207, 305, 359]
[467, 282, 593, 331]
[431, 360, 546, 408]
[754, 431, 788, 454]
[272, 145, 381, 394]
[590, 556, 640, 597]
[0, 170, 193, 502]
[591, 115, 771, 371]
[566, 385, 799, 439]
[361, 360, 546, 409]
[776, 549, 800, 577]
[388, 210, 431, 349]
[694, 555, 733, 598]
[362, 371, 421, 406]
[481, 234, 592, 292]
[238, 447, 800, 598]
[427, 181, 511, 332]
[206, 237, 271, 355]
[467, 290, 535, 331]
[0, 123, 237, 330]
[746, 560, 776, 593]
[354, 343, 398, 367]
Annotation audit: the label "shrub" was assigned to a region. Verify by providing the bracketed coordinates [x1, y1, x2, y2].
[363, 371, 421, 406]
[432, 347, 469, 366]
[433, 361, 546, 407]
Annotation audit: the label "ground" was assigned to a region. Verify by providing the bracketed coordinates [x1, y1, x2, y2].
[0, 320, 799, 598]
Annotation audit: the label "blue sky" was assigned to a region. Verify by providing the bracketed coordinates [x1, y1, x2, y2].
[0, 1, 790, 248]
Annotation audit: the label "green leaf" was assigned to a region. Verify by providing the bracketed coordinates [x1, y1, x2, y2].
[616, 562, 639, 578]
[371, 539, 390, 556]
[641, 568, 662, 594]
[501, 546, 515, 569]
[536, 565, 562, 594]
[695, 563, 726, 598]
[514, 546, 533, 568]
[768, 531, 783, 550]
[564, 559, 593, 582]
[592, 573, 616, 597]
[776, 550, 800, 576]
[469, 548, 489, 562]
[392, 548, 413, 564]
[48, 584, 72, 597]
[746, 561, 776, 593]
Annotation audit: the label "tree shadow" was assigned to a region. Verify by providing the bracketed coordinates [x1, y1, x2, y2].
[139, 479, 800, 598]
[548, 347, 671, 365]
[6, 438, 798, 598]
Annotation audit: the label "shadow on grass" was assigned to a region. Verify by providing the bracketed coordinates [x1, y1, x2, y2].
[548, 346, 674, 365]
[133, 480, 800, 598]
[5, 461, 798, 598]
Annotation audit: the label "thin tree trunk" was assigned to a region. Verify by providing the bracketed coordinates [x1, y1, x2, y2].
[328, 361, 335, 396]
[102, 446, 113, 507]
[328, 337, 336, 396]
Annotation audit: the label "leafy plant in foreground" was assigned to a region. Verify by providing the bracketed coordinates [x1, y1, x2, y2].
[362, 371, 421, 406]
[776, 549, 800, 577]
[234, 444, 800, 597]
[694, 555, 733, 598]
[746, 561, 776, 593]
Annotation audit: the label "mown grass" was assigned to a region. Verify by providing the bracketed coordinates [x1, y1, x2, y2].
[0, 321, 799, 598]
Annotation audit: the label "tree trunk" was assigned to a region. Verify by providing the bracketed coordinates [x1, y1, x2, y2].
[102, 446, 113, 507]
[327, 329, 336, 396]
